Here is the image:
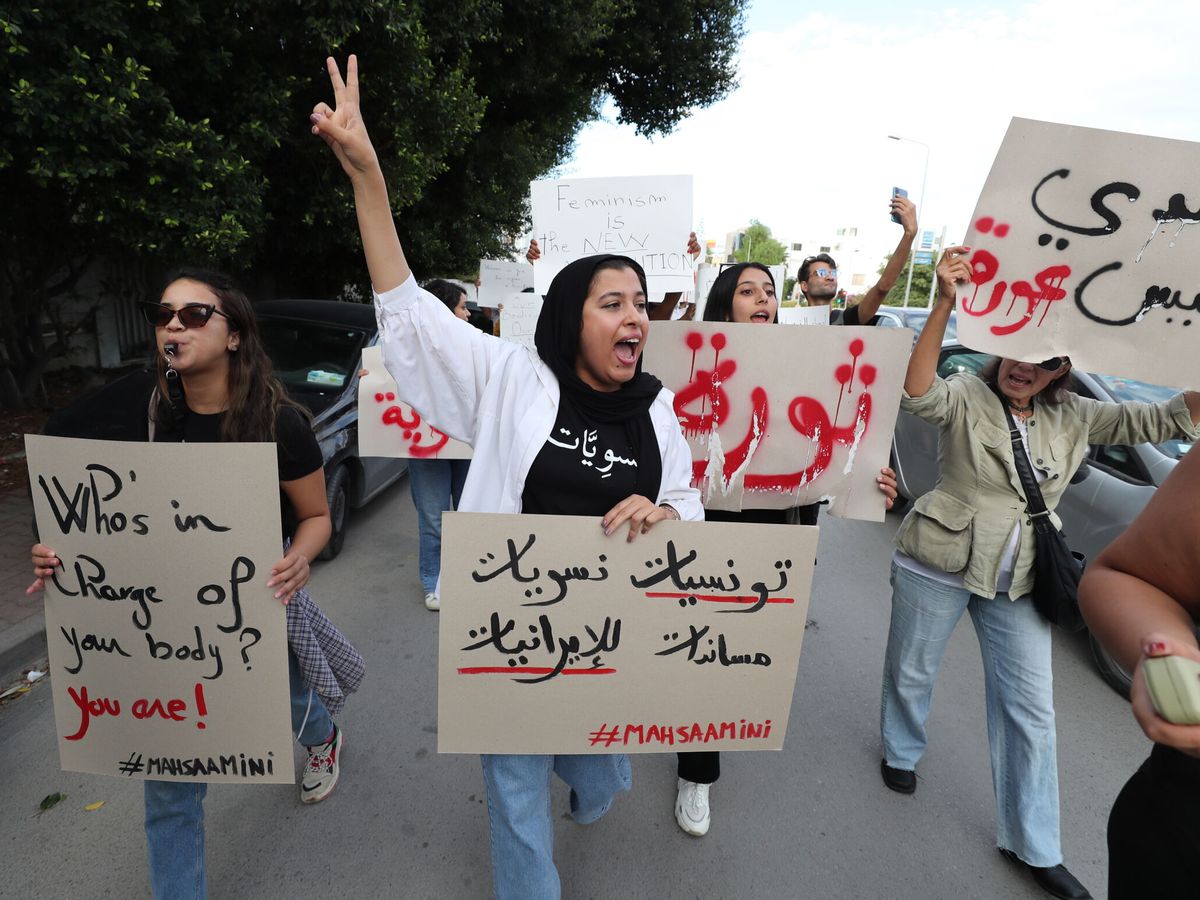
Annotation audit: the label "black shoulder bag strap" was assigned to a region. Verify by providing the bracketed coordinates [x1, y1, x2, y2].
[994, 393, 1053, 535]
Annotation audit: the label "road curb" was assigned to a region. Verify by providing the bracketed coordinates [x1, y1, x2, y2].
[0, 615, 46, 680]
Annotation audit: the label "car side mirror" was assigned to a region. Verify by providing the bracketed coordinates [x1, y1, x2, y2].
[1069, 462, 1091, 485]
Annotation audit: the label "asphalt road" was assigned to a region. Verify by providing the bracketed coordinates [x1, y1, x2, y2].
[0, 478, 1151, 899]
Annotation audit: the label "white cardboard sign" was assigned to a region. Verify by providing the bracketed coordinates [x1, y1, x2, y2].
[478, 260, 534, 309]
[531, 175, 695, 295]
[643, 322, 911, 518]
[959, 117, 1200, 389]
[358, 345, 473, 459]
[498, 293, 542, 352]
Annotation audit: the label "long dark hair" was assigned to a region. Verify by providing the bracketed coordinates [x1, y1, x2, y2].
[702, 262, 776, 323]
[979, 357, 1076, 405]
[422, 278, 468, 313]
[153, 267, 309, 441]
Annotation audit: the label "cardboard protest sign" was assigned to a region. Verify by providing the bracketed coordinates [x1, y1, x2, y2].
[498, 292, 542, 352]
[643, 321, 910, 518]
[437, 514, 817, 754]
[25, 435, 293, 782]
[478, 259, 534, 309]
[358, 345, 472, 459]
[960, 117, 1200, 389]
[531, 175, 695, 295]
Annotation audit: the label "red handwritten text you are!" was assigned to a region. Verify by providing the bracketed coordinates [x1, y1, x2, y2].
[373, 392, 450, 457]
[65, 683, 210, 741]
[673, 331, 876, 493]
[962, 216, 1072, 336]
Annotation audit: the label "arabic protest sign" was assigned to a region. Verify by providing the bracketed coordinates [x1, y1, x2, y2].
[358, 345, 472, 459]
[531, 175, 695, 295]
[499, 292, 542, 352]
[643, 322, 910, 518]
[25, 435, 293, 782]
[478, 259, 534, 309]
[960, 117, 1200, 389]
[437, 513, 817, 754]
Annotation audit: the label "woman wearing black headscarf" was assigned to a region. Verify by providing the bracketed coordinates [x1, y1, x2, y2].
[312, 57, 702, 899]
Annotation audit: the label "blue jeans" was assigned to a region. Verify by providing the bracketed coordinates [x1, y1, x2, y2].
[880, 562, 1061, 867]
[481, 753, 632, 899]
[408, 458, 470, 593]
[144, 651, 334, 899]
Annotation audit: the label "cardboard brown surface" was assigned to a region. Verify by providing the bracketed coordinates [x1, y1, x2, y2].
[25, 435, 293, 782]
[960, 117, 1200, 389]
[643, 321, 910, 518]
[358, 345, 473, 459]
[437, 513, 817, 754]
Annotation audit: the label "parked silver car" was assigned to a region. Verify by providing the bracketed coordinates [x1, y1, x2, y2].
[875, 307, 957, 343]
[890, 343, 1194, 695]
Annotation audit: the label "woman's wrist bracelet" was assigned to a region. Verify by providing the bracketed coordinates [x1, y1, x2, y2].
[659, 504, 680, 520]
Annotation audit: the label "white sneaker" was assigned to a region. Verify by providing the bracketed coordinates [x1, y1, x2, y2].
[674, 778, 710, 836]
[300, 724, 342, 805]
[424, 591, 440, 611]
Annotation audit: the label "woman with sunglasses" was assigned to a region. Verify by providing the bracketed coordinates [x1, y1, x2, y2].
[28, 269, 363, 899]
[666, 262, 900, 837]
[878, 246, 1200, 900]
[311, 57, 701, 899]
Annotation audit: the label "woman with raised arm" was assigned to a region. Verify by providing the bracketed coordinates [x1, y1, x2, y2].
[311, 56, 701, 899]
[1079, 445, 1200, 898]
[28, 268, 363, 899]
[877, 247, 1200, 900]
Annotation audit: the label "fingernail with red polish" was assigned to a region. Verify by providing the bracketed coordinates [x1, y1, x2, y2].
[1147, 641, 1167, 655]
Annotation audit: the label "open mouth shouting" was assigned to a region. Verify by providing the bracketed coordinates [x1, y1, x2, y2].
[749, 309, 772, 323]
[614, 334, 643, 367]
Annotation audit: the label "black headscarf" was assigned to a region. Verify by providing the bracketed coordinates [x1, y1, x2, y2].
[533, 254, 663, 499]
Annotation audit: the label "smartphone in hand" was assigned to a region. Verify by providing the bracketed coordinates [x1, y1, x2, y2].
[891, 187, 908, 224]
[1143, 656, 1200, 725]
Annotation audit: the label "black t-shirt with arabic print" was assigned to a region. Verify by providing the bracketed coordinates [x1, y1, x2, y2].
[522, 397, 643, 516]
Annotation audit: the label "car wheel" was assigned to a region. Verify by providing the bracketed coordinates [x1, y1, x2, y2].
[319, 465, 350, 561]
[1088, 629, 1132, 699]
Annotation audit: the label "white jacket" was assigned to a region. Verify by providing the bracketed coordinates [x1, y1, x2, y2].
[374, 276, 703, 521]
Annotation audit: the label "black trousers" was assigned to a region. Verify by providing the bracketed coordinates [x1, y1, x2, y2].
[1108, 743, 1200, 899]
[677, 751, 720, 784]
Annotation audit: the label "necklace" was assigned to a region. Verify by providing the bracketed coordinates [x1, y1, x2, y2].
[1009, 399, 1033, 415]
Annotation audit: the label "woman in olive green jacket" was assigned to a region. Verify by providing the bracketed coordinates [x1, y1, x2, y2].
[878, 246, 1200, 900]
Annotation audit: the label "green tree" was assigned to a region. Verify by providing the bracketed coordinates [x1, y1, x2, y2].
[731, 220, 786, 265]
[0, 0, 747, 407]
[880, 255, 937, 307]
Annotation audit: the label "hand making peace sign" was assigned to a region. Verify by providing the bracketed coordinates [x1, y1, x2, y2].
[310, 55, 379, 180]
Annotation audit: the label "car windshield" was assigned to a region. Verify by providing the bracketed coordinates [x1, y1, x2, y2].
[257, 318, 370, 393]
[1095, 374, 1194, 459]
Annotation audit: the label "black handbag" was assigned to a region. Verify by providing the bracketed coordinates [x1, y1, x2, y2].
[998, 396, 1087, 632]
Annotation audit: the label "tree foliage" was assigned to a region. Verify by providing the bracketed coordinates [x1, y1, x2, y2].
[881, 256, 937, 307]
[0, 0, 747, 405]
[731, 220, 786, 266]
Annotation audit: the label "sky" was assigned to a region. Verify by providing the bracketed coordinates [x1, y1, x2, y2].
[561, 0, 1200, 263]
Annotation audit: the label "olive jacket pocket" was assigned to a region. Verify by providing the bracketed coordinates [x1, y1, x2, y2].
[895, 490, 975, 575]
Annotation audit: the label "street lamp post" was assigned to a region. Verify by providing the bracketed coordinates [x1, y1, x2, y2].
[888, 134, 929, 307]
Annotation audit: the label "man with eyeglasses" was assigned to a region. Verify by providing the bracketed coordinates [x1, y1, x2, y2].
[799, 194, 918, 325]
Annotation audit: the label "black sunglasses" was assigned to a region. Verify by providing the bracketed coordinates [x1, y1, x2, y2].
[1037, 357, 1068, 372]
[140, 302, 229, 329]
